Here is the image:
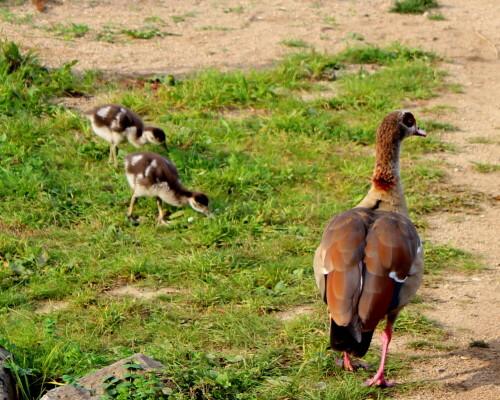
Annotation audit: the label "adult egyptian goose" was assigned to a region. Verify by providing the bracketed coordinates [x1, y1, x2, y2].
[313, 110, 426, 387]
[124, 151, 212, 225]
[84, 104, 168, 167]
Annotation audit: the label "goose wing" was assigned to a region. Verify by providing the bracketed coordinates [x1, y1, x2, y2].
[314, 208, 422, 335]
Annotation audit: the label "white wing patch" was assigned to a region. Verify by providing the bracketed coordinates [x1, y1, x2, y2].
[145, 160, 157, 177]
[96, 106, 112, 118]
[110, 119, 120, 130]
[109, 108, 127, 130]
[389, 271, 407, 283]
[130, 154, 143, 166]
[359, 261, 364, 289]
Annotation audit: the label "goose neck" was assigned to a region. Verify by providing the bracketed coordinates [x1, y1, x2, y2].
[356, 141, 409, 215]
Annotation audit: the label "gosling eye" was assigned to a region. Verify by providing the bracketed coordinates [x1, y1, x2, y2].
[194, 193, 209, 207]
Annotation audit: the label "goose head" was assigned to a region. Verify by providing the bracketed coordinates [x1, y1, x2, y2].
[377, 110, 426, 145]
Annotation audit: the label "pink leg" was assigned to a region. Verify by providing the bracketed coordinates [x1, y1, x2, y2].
[343, 352, 355, 371]
[363, 321, 394, 388]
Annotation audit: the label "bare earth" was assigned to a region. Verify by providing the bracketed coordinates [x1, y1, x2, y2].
[2, 1, 498, 398]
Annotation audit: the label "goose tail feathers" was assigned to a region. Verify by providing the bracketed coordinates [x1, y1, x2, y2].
[329, 319, 374, 358]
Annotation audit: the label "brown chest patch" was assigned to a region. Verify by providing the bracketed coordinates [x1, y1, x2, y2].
[373, 177, 395, 192]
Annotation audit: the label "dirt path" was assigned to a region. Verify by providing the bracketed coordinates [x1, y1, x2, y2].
[1, 1, 498, 398]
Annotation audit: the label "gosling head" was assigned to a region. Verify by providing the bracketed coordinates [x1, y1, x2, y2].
[144, 126, 168, 152]
[187, 192, 213, 218]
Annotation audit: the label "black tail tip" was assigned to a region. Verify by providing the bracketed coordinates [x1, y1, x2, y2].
[329, 320, 374, 358]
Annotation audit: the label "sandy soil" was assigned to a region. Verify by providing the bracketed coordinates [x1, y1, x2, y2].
[2, 0, 499, 398]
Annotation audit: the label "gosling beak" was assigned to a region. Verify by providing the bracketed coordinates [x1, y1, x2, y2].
[160, 143, 169, 152]
[204, 210, 214, 218]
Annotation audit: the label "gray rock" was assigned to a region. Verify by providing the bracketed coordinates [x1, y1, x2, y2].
[0, 348, 17, 400]
[79, 353, 164, 396]
[40, 386, 98, 400]
[40, 353, 165, 399]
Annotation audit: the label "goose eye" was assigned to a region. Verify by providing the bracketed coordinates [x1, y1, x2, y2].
[402, 112, 416, 128]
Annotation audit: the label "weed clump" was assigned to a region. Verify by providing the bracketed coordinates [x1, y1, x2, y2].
[469, 340, 490, 348]
[0, 40, 82, 115]
[391, 0, 439, 14]
[335, 43, 437, 65]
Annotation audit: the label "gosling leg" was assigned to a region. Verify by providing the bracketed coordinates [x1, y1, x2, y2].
[127, 196, 139, 226]
[157, 198, 170, 225]
[110, 144, 118, 167]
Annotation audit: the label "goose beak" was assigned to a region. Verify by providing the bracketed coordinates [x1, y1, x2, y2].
[160, 143, 169, 152]
[413, 127, 427, 137]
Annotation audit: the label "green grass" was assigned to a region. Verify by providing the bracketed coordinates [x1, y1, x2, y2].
[280, 39, 311, 48]
[428, 13, 446, 21]
[424, 243, 483, 274]
[448, 83, 465, 93]
[0, 9, 34, 24]
[334, 43, 437, 65]
[469, 340, 489, 348]
[224, 6, 244, 14]
[170, 12, 198, 23]
[420, 120, 454, 131]
[27, 17, 179, 43]
[468, 136, 499, 144]
[470, 161, 500, 173]
[199, 26, 235, 31]
[420, 104, 455, 114]
[391, 0, 439, 14]
[120, 26, 180, 39]
[0, 40, 85, 116]
[144, 16, 168, 26]
[35, 22, 91, 41]
[394, 309, 443, 336]
[344, 32, 365, 41]
[322, 16, 338, 26]
[0, 40, 479, 399]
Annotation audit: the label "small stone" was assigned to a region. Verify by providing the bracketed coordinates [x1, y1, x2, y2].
[316, 382, 327, 389]
[0, 348, 16, 400]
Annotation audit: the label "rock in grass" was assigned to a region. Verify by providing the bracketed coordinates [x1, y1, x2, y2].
[40, 353, 165, 399]
[40, 386, 98, 400]
[0, 348, 16, 400]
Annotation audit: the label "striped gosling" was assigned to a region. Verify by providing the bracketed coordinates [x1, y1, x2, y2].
[85, 104, 168, 167]
[124, 151, 212, 225]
